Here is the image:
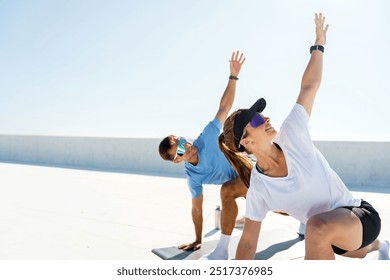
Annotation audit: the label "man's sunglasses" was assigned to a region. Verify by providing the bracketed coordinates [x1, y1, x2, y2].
[174, 137, 188, 160]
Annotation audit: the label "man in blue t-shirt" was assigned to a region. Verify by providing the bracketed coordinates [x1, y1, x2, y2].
[158, 51, 247, 259]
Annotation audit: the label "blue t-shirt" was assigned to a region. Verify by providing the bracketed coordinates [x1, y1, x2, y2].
[185, 118, 238, 198]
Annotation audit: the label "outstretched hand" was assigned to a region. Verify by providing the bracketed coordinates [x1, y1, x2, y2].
[229, 51, 246, 77]
[178, 241, 202, 251]
[314, 13, 329, 45]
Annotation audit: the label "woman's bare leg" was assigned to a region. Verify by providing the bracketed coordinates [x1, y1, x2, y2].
[305, 208, 363, 260]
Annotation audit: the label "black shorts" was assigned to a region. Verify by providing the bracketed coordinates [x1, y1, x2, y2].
[332, 199, 381, 255]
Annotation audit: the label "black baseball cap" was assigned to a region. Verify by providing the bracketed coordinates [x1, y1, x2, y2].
[233, 98, 266, 151]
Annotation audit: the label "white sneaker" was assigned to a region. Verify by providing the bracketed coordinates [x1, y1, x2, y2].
[297, 222, 306, 236]
[378, 240, 390, 260]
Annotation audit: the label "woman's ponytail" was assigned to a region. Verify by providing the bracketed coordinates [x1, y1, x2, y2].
[218, 129, 252, 188]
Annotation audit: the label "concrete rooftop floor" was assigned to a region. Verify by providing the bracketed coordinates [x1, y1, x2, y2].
[1, 162, 389, 260]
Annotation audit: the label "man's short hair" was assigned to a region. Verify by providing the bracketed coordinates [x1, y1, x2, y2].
[159, 135, 175, 161]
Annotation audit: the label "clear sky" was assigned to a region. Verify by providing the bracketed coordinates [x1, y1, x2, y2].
[1, 0, 389, 141]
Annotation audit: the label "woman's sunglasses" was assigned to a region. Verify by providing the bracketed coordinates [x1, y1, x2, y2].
[249, 113, 266, 128]
[238, 113, 266, 150]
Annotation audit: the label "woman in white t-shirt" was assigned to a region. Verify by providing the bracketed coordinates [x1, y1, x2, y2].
[218, 13, 389, 260]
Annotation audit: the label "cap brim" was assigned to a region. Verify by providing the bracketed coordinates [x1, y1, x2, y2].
[233, 98, 266, 151]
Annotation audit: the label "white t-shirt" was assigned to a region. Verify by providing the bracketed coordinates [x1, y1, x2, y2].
[245, 104, 361, 223]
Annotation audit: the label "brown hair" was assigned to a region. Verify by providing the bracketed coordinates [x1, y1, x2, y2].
[218, 111, 253, 188]
[159, 135, 175, 161]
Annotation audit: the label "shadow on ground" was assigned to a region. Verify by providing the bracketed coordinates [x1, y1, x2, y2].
[254, 236, 304, 260]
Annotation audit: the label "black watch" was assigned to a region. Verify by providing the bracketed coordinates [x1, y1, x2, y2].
[310, 45, 324, 54]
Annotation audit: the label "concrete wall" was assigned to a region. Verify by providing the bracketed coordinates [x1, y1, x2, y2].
[314, 141, 390, 188]
[0, 135, 185, 178]
[0, 135, 389, 188]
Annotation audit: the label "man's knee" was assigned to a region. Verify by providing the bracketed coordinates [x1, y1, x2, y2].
[221, 179, 247, 200]
[220, 182, 234, 200]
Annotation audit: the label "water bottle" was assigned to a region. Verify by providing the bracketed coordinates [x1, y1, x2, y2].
[215, 205, 221, 229]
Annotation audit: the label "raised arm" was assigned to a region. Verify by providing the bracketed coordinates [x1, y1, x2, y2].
[297, 13, 329, 116]
[215, 51, 246, 124]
